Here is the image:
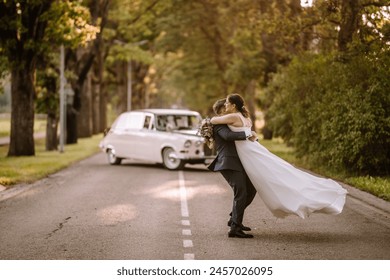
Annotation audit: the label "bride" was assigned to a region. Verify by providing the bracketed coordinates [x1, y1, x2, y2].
[210, 93, 348, 219]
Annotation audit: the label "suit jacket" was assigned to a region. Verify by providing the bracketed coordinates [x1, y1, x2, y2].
[208, 124, 247, 172]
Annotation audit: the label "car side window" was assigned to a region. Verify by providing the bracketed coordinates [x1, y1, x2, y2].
[143, 116, 151, 129]
[175, 115, 191, 129]
[156, 116, 167, 131]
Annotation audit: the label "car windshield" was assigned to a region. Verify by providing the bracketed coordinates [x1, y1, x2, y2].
[156, 114, 201, 131]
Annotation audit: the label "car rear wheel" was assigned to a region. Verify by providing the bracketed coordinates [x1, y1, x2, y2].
[107, 148, 122, 165]
[162, 147, 185, 170]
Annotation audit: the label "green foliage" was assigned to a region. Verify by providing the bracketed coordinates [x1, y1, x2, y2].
[103, 0, 168, 111]
[154, 0, 230, 111]
[153, 0, 310, 114]
[0, 55, 8, 82]
[0, 1, 97, 62]
[265, 50, 390, 175]
[43, 0, 99, 48]
[0, 1, 50, 64]
[107, 43, 153, 65]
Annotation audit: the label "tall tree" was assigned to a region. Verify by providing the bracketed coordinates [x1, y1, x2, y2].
[0, 0, 98, 155]
[338, 0, 390, 52]
[0, 1, 54, 156]
[338, 0, 360, 51]
[66, 0, 110, 142]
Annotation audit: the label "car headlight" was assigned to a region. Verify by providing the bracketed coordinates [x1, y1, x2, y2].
[184, 140, 192, 148]
[195, 140, 202, 147]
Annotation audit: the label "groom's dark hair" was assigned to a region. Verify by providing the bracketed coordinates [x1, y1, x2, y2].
[213, 98, 226, 115]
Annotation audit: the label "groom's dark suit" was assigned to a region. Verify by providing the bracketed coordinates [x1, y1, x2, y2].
[208, 124, 256, 236]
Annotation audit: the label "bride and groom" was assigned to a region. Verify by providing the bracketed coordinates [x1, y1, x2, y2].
[207, 93, 348, 238]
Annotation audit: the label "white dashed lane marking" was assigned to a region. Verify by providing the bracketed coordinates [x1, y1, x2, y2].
[183, 240, 193, 248]
[179, 171, 189, 218]
[179, 171, 195, 259]
[184, 253, 194, 260]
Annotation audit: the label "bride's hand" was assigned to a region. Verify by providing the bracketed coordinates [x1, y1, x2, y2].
[248, 131, 258, 142]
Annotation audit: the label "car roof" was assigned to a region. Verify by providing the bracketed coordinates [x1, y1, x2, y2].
[132, 109, 201, 116]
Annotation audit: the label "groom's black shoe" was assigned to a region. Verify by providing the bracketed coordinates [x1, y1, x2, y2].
[228, 228, 254, 238]
[227, 220, 251, 231]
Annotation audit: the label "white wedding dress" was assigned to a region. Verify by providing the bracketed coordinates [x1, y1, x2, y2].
[229, 113, 348, 219]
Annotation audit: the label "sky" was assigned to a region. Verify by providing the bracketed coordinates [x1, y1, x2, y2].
[301, 0, 313, 7]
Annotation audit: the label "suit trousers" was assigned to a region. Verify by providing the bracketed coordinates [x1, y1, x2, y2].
[220, 169, 257, 227]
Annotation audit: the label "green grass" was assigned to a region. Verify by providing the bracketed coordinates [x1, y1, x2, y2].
[259, 138, 297, 164]
[0, 134, 102, 186]
[345, 176, 390, 201]
[0, 116, 46, 137]
[0, 118, 11, 137]
[260, 138, 390, 202]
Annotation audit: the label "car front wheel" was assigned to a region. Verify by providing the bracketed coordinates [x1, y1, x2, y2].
[162, 147, 185, 170]
[107, 148, 122, 165]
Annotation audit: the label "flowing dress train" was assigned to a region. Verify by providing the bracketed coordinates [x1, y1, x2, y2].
[229, 113, 347, 219]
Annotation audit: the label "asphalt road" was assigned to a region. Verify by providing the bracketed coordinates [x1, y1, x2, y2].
[0, 153, 389, 260]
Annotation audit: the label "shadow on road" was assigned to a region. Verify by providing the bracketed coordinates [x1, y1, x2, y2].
[256, 231, 352, 244]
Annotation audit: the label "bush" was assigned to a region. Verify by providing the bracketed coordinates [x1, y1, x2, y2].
[264, 51, 390, 175]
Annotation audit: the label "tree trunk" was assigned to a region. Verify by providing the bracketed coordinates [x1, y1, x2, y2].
[8, 66, 35, 156]
[1, 0, 53, 156]
[99, 79, 108, 131]
[66, 48, 93, 144]
[92, 73, 101, 134]
[338, 0, 360, 52]
[133, 62, 149, 110]
[41, 65, 59, 151]
[66, 81, 80, 144]
[45, 111, 58, 151]
[78, 73, 93, 138]
[118, 61, 127, 113]
[66, 105, 78, 144]
[66, 0, 110, 141]
[91, 64, 101, 134]
[92, 41, 106, 134]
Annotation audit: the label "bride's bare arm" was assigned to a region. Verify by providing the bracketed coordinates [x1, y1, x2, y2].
[210, 114, 239, 126]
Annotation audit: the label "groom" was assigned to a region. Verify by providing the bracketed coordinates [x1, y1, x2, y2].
[208, 98, 257, 238]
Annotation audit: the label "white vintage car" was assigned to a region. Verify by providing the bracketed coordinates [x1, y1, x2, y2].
[99, 109, 215, 170]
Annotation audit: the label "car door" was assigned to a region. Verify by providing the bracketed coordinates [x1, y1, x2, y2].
[113, 112, 144, 159]
[108, 113, 132, 158]
[129, 113, 157, 161]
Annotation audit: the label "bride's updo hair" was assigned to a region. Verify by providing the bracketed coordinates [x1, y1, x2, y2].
[227, 93, 250, 118]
